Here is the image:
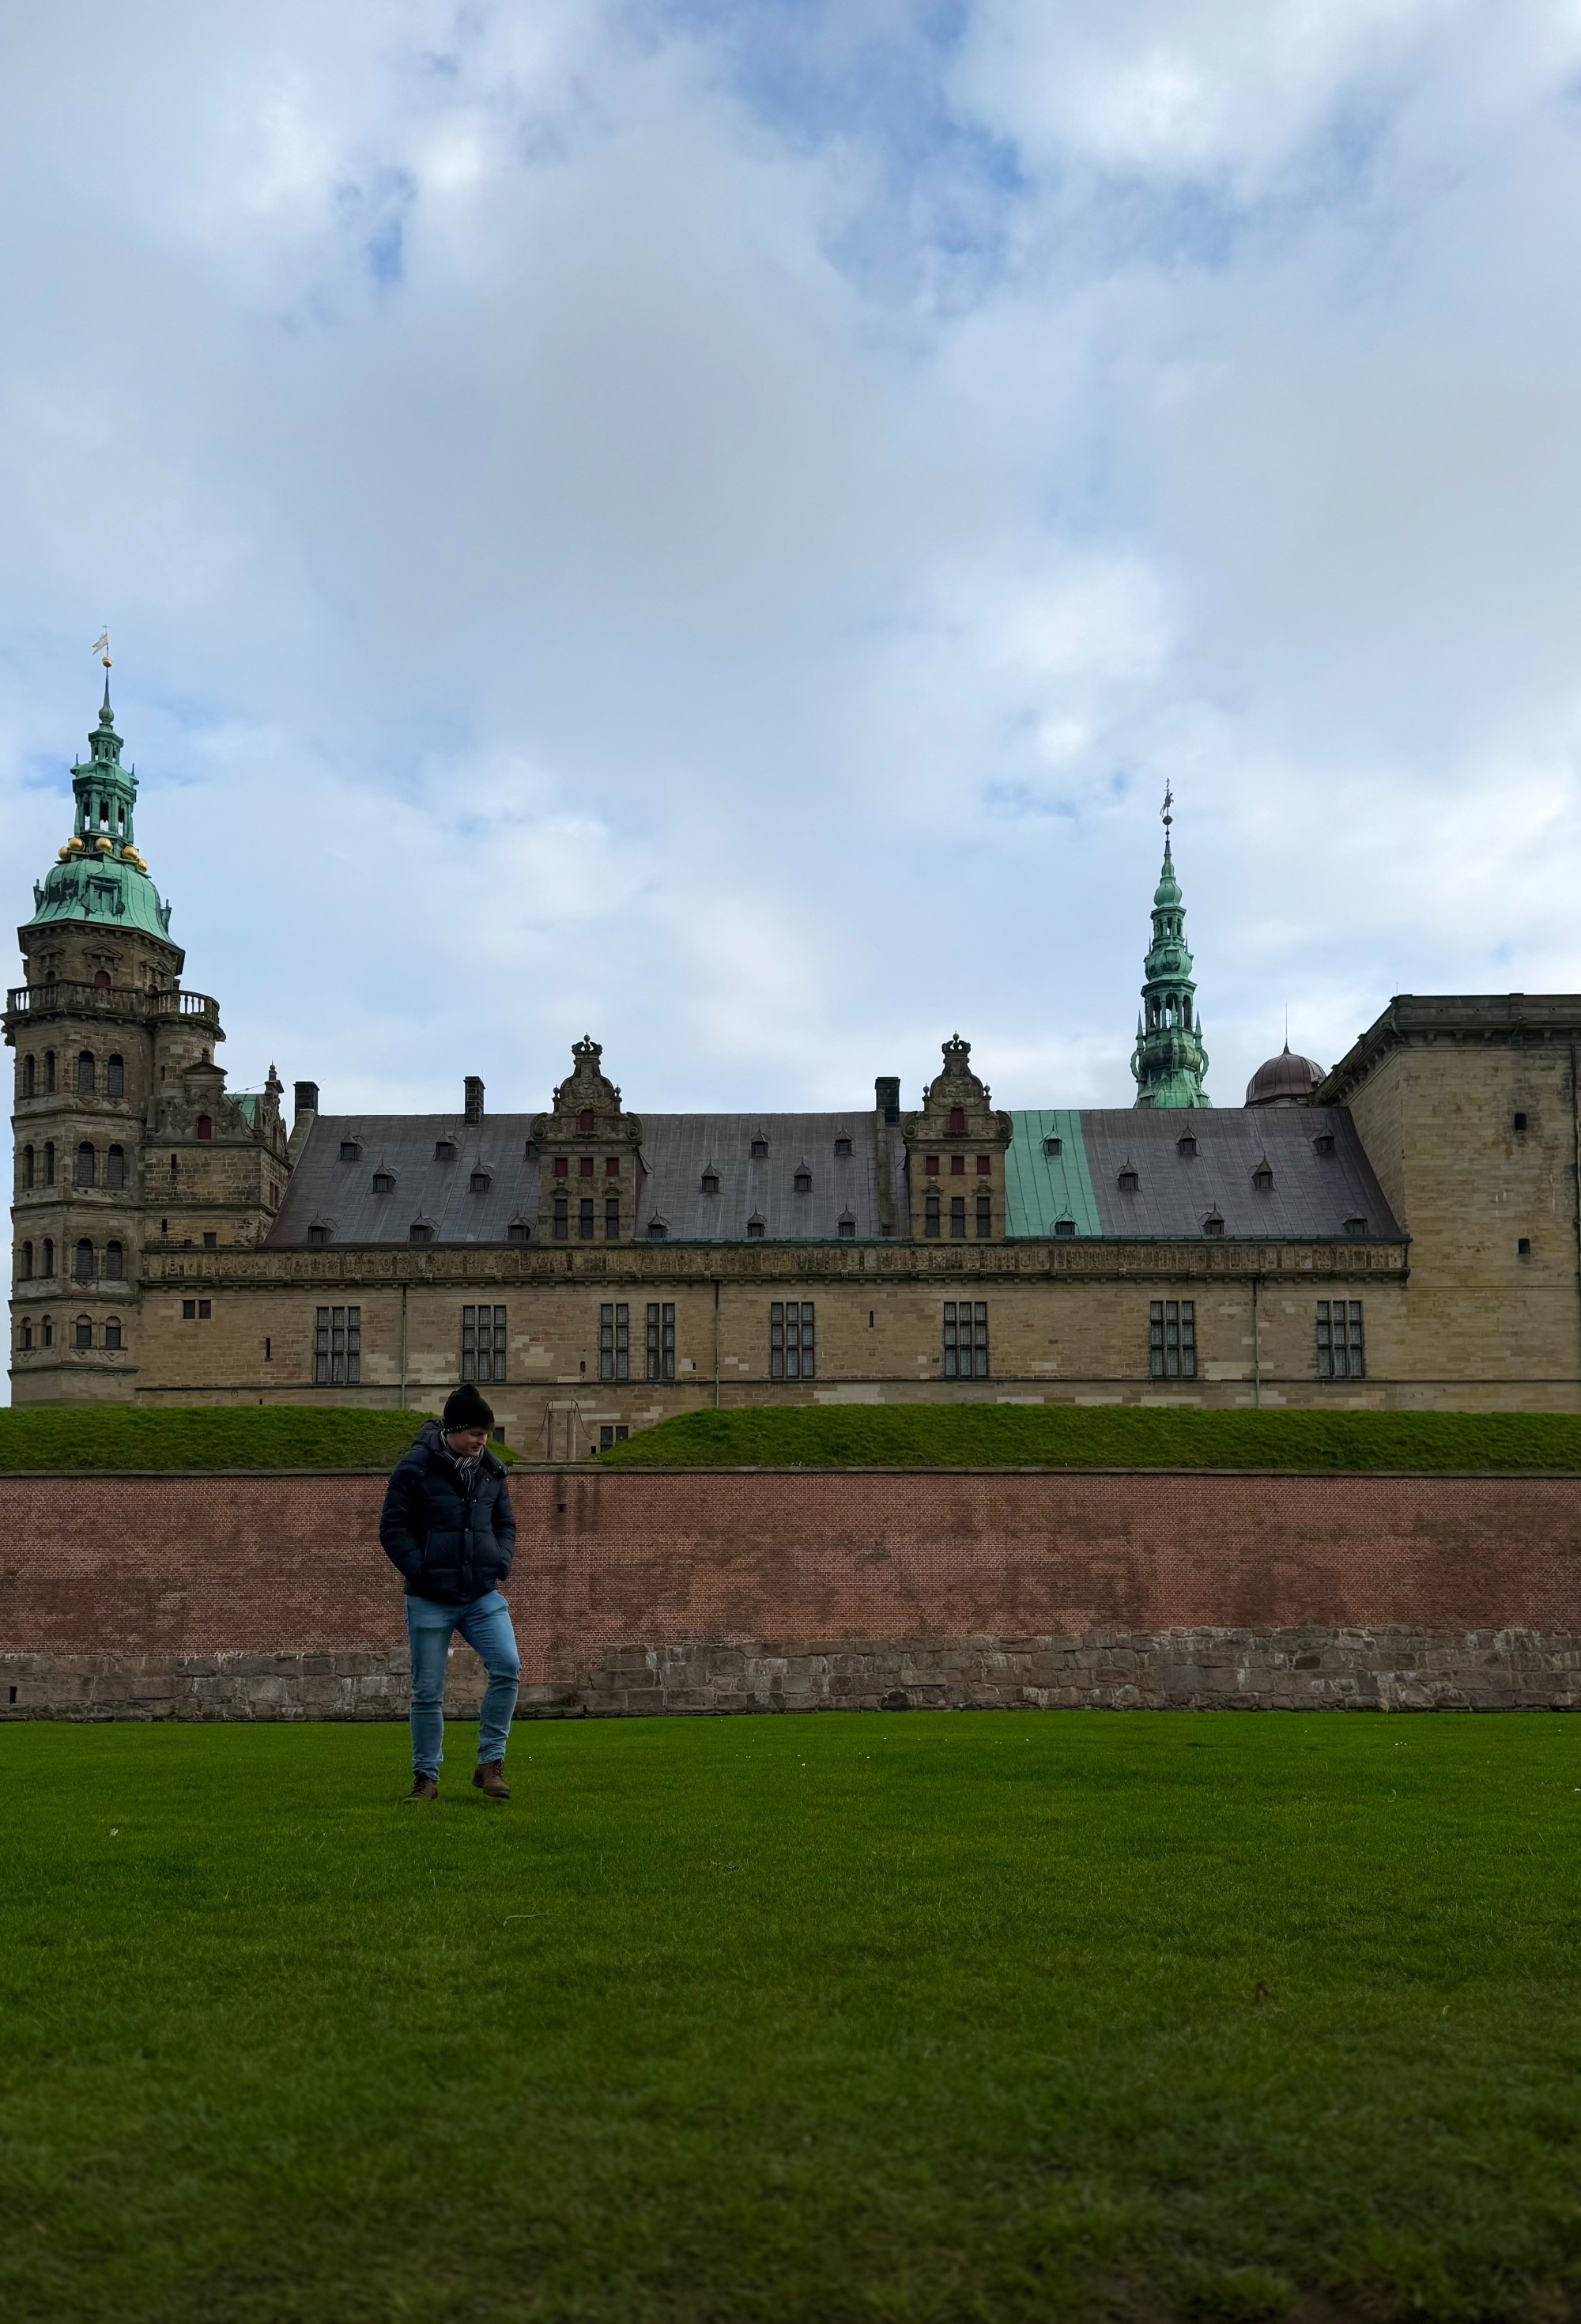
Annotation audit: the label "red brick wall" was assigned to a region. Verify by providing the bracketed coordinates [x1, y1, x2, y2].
[4, 1468, 1581, 1684]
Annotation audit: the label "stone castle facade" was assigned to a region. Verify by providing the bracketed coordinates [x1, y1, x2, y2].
[9, 682, 1581, 1443]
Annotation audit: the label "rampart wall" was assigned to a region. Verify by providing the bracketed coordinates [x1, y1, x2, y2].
[3, 1468, 1579, 1718]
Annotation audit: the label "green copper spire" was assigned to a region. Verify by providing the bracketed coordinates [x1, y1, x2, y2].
[24, 662, 173, 940]
[1130, 784, 1209, 1109]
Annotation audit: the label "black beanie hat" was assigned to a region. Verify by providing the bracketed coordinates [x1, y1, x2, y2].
[443, 1383, 494, 1431]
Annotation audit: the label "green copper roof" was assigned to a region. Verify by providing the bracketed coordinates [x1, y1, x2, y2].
[1004, 1111, 1102, 1237]
[24, 680, 172, 939]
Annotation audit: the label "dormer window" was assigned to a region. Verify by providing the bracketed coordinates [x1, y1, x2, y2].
[647, 1218, 669, 1240]
[308, 1222, 330, 1247]
[794, 1168, 812, 1194]
[339, 1140, 360, 1162]
[1345, 1214, 1368, 1237]
[372, 1170, 394, 1194]
[1176, 1133, 1198, 1158]
[578, 1109, 594, 1135]
[1118, 1166, 1139, 1192]
[470, 1169, 490, 1193]
[1054, 1216, 1075, 1238]
[834, 1136, 852, 1157]
[1043, 1136, 1062, 1158]
[434, 1139, 455, 1162]
[508, 1219, 530, 1244]
[750, 1137, 768, 1159]
[409, 1221, 435, 1245]
[837, 1212, 855, 1238]
[1312, 1132, 1335, 1157]
[698, 1170, 719, 1198]
[1252, 1162, 1273, 1191]
[746, 1215, 765, 1238]
[948, 1106, 965, 1135]
[1202, 1212, 1224, 1238]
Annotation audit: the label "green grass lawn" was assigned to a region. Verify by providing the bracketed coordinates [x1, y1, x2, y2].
[5, 1719, 1581, 2324]
[0, 1405, 456, 1473]
[599, 1404, 1581, 1472]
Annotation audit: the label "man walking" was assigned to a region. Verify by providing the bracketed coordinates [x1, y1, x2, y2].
[379, 1385, 519, 1804]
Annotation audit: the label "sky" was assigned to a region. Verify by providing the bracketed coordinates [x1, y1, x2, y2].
[6, 1, 1581, 1127]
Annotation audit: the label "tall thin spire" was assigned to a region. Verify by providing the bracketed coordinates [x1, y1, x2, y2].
[1130, 785, 1210, 1109]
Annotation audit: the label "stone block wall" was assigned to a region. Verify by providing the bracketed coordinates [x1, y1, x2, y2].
[3, 1467, 1581, 1719]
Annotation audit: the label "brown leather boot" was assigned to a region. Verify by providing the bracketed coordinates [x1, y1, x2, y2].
[402, 1774, 439, 1804]
[473, 1761, 511, 1801]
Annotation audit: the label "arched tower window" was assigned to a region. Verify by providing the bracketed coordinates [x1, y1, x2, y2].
[19, 1242, 32, 1281]
[21, 1054, 34, 1098]
[43, 1142, 55, 1186]
[74, 1238, 95, 1281]
[92, 970, 111, 991]
[107, 1144, 126, 1188]
[75, 1142, 96, 1187]
[77, 1052, 95, 1095]
[22, 1145, 33, 1189]
[104, 1241, 124, 1281]
[41, 1237, 55, 1277]
[106, 1054, 125, 1098]
[43, 1051, 55, 1094]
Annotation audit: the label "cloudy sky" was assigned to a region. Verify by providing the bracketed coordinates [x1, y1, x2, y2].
[5, 1, 1581, 1128]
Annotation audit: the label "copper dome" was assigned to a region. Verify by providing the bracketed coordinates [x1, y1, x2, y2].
[1244, 1043, 1324, 1107]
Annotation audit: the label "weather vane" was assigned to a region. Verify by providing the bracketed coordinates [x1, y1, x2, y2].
[90, 629, 110, 670]
[1160, 780, 1173, 832]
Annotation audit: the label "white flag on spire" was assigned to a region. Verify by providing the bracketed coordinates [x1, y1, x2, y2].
[90, 630, 109, 658]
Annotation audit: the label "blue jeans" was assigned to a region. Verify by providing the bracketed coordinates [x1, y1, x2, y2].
[405, 1589, 520, 1781]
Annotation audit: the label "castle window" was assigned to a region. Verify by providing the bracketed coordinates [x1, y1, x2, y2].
[950, 1196, 966, 1238]
[1043, 1135, 1062, 1157]
[579, 1156, 594, 1178]
[77, 1051, 95, 1095]
[1519, 1237, 1532, 1256]
[19, 1241, 32, 1280]
[21, 1055, 34, 1098]
[74, 1238, 94, 1280]
[372, 1171, 394, 1194]
[605, 1196, 620, 1239]
[470, 1169, 490, 1193]
[553, 1195, 568, 1240]
[834, 1137, 852, 1157]
[106, 1055, 124, 1098]
[578, 1109, 594, 1135]
[22, 1145, 33, 1188]
[1344, 1215, 1368, 1237]
[41, 1238, 54, 1277]
[554, 1156, 568, 1177]
[308, 1223, 329, 1247]
[20, 1321, 32, 1351]
[648, 1219, 669, 1239]
[925, 1192, 941, 1238]
[508, 1219, 530, 1244]
[1514, 1112, 1528, 1132]
[975, 1195, 991, 1238]
[838, 1213, 855, 1238]
[599, 1426, 630, 1450]
[1312, 1132, 1335, 1157]
[75, 1143, 95, 1187]
[579, 1197, 594, 1239]
[196, 1116, 213, 1141]
[203, 1232, 217, 1250]
[462, 1304, 508, 1385]
[606, 1156, 619, 1176]
[949, 1154, 965, 1177]
[770, 1300, 815, 1380]
[1251, 1162, 1273, 1191]
[646, 1302, 675, 1381]
[1118, 1166, 1139, 1192]
[409, 1222, 434, 1245]
[74, 1317, 92, 1350]
[107, 1144, 125, 1188]
[315, 1304, 361, 1385]
[1177, 1133, 1198, 1157]
[794, 1169, 812, 1194]
[599, 1302, 630, 1382]
[183, 1299, 195, 1319]
[104, 1319, 122, 1351]
[700, 1170, 719, 1195]
[434, 1139, 455, 1162]
[1202, 1213, 1224, 1238]
[44, 1143, 55, 1186]
[1149, 1299, 1196, 1380]
[44, 1052, 55, 1094]
[751, 1137, 768, 1159]
[746, 1215, 765, 1239]
[926, 1155, 940, 1176]
[105, 1241, 124, 1279]
[943, 1300, 988, 1380]
[1055, 1217, 1075, 1238]
[948, 1106, 965, 1135]
[41, 1316, 52, 1347]
[1316, 1299, 1364, 1380]
[976, 1155, 990, 1175]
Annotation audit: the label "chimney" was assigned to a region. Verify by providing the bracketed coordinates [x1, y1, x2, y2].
[288, 1080, 319, 1166]
[464, 1075, 485, 1124]
[294, 1080, 319, 1121]
[874, 1075, 900, 1124]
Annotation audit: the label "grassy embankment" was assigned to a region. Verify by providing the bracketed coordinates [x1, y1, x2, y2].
[597, 1403, 1581, 1472]
[3, 1716, 1581, 2323]
[0, 1405, 450, 1472]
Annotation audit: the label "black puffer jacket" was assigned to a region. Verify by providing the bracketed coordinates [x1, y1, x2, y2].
[379, 1420, 517, 1606]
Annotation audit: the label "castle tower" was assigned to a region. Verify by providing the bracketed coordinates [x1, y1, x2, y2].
[1130, 788, 1210, 1109]
[6, 667, 286, 1402]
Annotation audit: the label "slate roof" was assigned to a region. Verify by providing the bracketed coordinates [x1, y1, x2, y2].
[266, 1117, 541, 1246]
[634, 1113, 904, 1241]
[1070, 1107, 1398, 1240]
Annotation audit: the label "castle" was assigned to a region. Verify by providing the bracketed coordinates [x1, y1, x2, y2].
[9, 678, 1581, 1443]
